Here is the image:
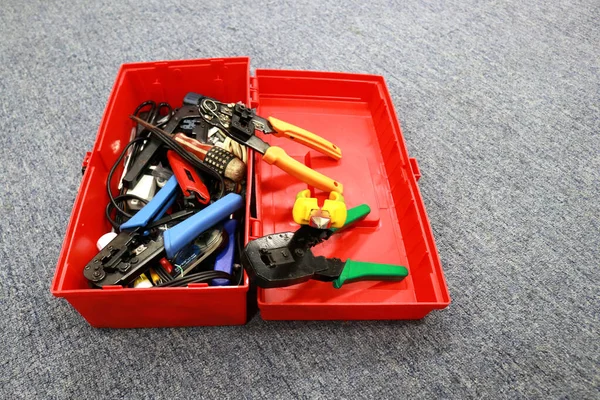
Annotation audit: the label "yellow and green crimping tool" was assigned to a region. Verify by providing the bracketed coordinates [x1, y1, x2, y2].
[242, 204, 409, 289]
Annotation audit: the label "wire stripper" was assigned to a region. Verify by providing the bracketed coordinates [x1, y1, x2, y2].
[182, 93, 344, 193]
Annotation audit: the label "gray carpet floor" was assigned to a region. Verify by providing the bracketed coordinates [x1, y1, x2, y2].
[1, 0, 598, 398]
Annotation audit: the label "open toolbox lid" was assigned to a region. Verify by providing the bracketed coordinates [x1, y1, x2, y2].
[248, 68, 450, 320]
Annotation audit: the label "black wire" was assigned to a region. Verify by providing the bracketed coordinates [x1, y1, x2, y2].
[146, 209, 196, 230]
[154, 265, 173, 283]
[130, 115, 226, 200]
[156, 271, 231, 287]
[128, 101, 173, 171]
[105, 194, 149, 229]
[106, 137, 149, 220]
[128, 101, 158, 172]
[235, 214, 246, 286]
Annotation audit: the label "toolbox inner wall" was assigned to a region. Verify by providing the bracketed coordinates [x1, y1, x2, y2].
[53, 58, 250, 293]
[253, 70, 449, 312]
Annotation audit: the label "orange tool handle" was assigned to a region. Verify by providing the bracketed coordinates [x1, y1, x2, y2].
[267, 117, 342, 161]
[262, 146, 343, 193]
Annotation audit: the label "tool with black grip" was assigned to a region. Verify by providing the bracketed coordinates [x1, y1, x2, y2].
[242, 205, 409, 288]
[84, 193, 244, 287]
[122, 101, 173, 187]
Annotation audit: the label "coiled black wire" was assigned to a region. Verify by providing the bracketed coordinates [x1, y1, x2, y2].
[157, 271, 231, 287]
[105, 193, 149, 230]
[106, 137, 149, 223]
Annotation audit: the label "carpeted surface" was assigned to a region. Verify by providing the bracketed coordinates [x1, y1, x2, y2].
[1, 0, 598, 398]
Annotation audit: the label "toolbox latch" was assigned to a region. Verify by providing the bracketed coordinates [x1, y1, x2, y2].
[409, 157, 421, 181]
[81, 151, 92, 175]
[249, 76, 259, 108]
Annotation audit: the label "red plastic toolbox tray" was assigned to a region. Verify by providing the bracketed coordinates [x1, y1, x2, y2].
[51, 57, 252, 328]
[249, 69, 450, 320]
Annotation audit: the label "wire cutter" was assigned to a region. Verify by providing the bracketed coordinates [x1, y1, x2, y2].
[242, 205, 408, 288]
[183, 93, 344, 193]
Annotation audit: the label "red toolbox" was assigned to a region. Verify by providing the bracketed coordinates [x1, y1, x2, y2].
[51, 57, 450, 327]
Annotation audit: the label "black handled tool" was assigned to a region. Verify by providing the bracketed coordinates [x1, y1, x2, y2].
[242, 205, 409, 289]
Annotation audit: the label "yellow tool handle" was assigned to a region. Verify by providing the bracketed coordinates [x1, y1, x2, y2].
[267, 117, 342, 161]
[262, 146, 343, 194]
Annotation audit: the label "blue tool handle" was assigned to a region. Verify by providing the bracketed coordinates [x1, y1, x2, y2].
[163, 193, 244, 259]
[120, 175, 179, 231]
[211, 219, 237, 286]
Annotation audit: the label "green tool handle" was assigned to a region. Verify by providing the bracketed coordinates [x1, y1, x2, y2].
[330, 204, 371, 233]
[332, 260, 409, 289]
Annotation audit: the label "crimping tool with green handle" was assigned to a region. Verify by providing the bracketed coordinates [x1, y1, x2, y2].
[242, 205, 408, 289]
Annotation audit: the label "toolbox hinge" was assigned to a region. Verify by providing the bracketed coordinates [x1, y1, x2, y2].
[409, 157, 421, 181]
[249, 218, 262, 239]
[249, 76, 259, 108]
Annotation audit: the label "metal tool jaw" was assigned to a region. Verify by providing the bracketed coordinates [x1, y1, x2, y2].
[83, 232, 165, 288]
[224, 103, 271, 154]
[163, 105, 212, 142]
[187, 93, 271, 154]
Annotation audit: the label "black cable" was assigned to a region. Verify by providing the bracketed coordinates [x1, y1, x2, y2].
[146, 209, 196, 230]
[154, 265, 173, 284]
[235, 214, 246, 286]
[106, 137, 148, 220]
[105, 194, 149, 229]
[156, 271, 231, 287]
[128, 101, 156, 173]
[130, 115, 226, 200]
[128, 101, 172, 172]
[165, 272, 230, 287]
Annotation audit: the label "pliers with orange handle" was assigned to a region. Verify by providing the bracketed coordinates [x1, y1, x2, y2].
[184, 93, 344, 193]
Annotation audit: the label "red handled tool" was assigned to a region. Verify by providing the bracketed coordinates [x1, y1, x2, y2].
[166, 150, 210, 205]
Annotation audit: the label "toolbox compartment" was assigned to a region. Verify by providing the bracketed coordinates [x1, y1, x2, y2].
[51, 58, 252, 327]
[249, 69, 450, 320]
[52, 57, 449, 327]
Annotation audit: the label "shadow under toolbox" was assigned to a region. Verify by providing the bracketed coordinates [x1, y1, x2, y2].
[51, 57, 450, 327]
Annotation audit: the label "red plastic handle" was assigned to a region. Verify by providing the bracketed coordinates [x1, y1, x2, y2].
[166, 151, 210, 204]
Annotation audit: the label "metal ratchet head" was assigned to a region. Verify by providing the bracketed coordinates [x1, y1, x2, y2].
[249, 115, 275, 134]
